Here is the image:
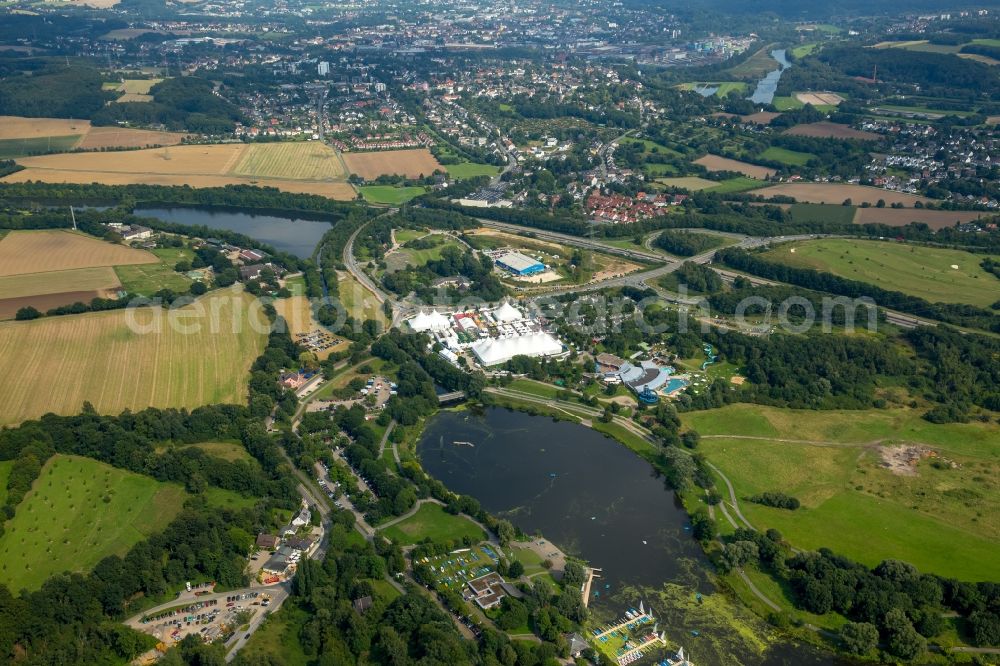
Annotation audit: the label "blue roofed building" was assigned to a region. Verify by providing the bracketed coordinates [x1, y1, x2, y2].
[494, 251, 545, 276]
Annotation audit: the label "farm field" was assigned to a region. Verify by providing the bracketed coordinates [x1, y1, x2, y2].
[693, 154, 775, 179]
[359, 185, 427, 204]
[0, 266, 120, 299]
[0, 454, 187, 591]
[0, 288, 268, 426]
[852, 207, 989, 229]
[379, 503, 485, 546]
[75, 126, 186, 150]
[762, 238, 1000, 307]
[0, 135, 82, 159]
[445, 162, 502, 179]
[0, 266, 122, 320]
[684, 404, 1000, 581]
[232, 142, 347, 181]
[5, 144, 355, 200]
[786, 203, 857, 225]
[755, 183, 930, 206]
[759, 146, 814, 166]
[3, 143, 356, 200]
[341, 148, 444, 179]
[959, 53, 1000, 66]
[741, 111, 781, 125]
[0, 116, 90, 140]
[0, 230, 158, 277]
[655, 176, 720, 191]
[0, 116, 185, 152]
[783, 122, 879, 140]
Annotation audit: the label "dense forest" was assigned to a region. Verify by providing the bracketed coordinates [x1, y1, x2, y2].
[91, 76, 246, 134]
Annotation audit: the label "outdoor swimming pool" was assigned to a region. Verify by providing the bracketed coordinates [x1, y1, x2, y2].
[664, 377, 690, 394]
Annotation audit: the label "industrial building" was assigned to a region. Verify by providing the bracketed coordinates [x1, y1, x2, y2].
[494, 251, 545, 276]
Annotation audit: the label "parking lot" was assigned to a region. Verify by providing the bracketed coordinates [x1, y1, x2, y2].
[129, 591, 272, 650]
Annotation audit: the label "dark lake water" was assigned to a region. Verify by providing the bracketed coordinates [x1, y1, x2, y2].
[748, 49, 790, 105]
[418, 407, 852, 666]
[135, 206, 333, 258]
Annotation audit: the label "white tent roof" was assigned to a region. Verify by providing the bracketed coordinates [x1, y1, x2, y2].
[408, 311, 450, 332]
[472, 332, 563, 366]
[492, 301, 523, 323]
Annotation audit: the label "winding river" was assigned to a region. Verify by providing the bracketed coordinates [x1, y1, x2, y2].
[418, 407, 851, 666]
[747, 49, 790, 106]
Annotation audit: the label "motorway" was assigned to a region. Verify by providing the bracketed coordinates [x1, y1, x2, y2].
[342, 213, 937, 334]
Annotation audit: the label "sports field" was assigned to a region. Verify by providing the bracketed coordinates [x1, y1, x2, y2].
[685, 404, 1000, 581]
[379, 503, 485, 545]
[445, 162, 502, 179]
[3, 142, 355, 200]
[0, 289, 269, 425]
[755, 183, 930, 206]
[0, 454, 187, 590]
[0, 230, 158, 277]
[762, 238, 999, 307]
[342, 148, 444, 179]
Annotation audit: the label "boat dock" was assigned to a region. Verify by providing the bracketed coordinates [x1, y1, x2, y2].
[617, 628, 667, 665]
[593, 603, 654, 640]
[581, 567, 601, 608]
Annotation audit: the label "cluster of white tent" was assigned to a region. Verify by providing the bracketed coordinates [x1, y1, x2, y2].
[407, 310, 451, 333]
[471, 332, 564, 366]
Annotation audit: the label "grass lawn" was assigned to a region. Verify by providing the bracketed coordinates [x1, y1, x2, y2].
[394, 228, 429, 244]
[791, 43, 818, 58]
[508, 378, 561, 399]
[726, 45, 781, 78]
[685, 404, 1000, 581]
[445, 162, 502, 179]
[641, 163, 680, 177]
[204, 486, 259, 511]
[656, 176, 720, 191]
[237, 604, 310, 665]
[114, 246, 194, 296]
[336, 271, 387, 325]
[772, 96, 805, 111]
[0, 461, 12, 506]
[380, 503, 485, 546]
[706, 177, 769, 194]
[182, 441, 253, 462]
[759, 146, 814, 166]
[0, 454, 187, 590]
[762, 238, 1000, 307]
[358, 185, 427, 205]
